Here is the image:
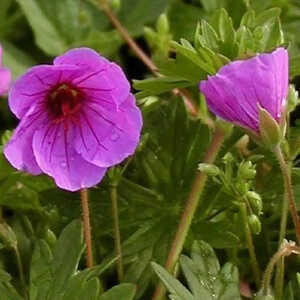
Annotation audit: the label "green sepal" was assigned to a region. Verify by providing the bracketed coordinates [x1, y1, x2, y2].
[198, 163, 220, 176]
[258, 106, 282, 149]
[248, 214, 262, 235]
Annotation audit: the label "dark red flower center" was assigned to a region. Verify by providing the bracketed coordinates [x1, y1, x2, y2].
[47, 83, 83, 121]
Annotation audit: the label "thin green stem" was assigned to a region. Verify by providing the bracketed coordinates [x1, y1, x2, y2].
[262, 242, 300, 296]
[274, 162, 291, 300]
[152, 127, 226, 300]
[239, 203, 261, 287]
[80, 188, 94, 268]
[14, 247, 28, 300]
[110, 183, 124, 281]
[274, 146, 300, 244]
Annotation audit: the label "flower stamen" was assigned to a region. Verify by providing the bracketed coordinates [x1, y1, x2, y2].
[47, 83, 83, 121]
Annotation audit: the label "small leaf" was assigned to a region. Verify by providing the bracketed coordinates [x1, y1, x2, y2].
[199, 0, 219, 12]
[99, 283, 136, 300]
[16, 0, 69, 55]
[76, 277, 100, 300]
[29, 240, 53, 300]
[217, 9, 237, 58]
[240, 9, 256, 29]
[47, 219, 84, 299]
[236, 26, 254, 56]
[289, 55, 300, 79]
[199, 20, 219, 50]
[0, 281, 23, 300]
[261, 18, 284, 52]
[62, 258, 118, 299]
[255, 8, 281, 27]
[152, 241, 241, 300]
[0, 174, 42, 211]
[151, 262, 194, 300]
[218, 9, 235, 44]
[171, 41, 216, 74]
[192, 222, 240, 248]
[133, 77, 191, 98]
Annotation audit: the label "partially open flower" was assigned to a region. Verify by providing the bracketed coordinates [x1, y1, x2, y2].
[4, 48, 142, 191]
[0, 45, 11, 95]
[199, 48, 288, 145]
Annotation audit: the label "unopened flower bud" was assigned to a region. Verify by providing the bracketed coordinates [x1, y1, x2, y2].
[0, 223, 17, 249]
[239, 161, 256, 179]
[236, 181, 249, 196]
[287, 84, 299, 113]
[109, 0, 120, 11]
[45, 229, 56, 247]
[248, 214, 261, 235]
[223, 152, 234, 163]
[198, 163, 220, 176]
[1, 130, 12, 146]
[157, 14, 169, 34]
[247, 191, 263, 214]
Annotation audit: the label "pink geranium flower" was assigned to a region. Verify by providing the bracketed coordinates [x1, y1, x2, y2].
[0, 45, 11, 95]
[199, 48, 288, 133]
[4, 48, 142, 191]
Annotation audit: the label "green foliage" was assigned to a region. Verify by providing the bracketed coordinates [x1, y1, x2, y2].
[99, 284, 136, 300]
[136, 5, 285, 97]
[16, 0, 79, 56]
[1, 0, 300, 299]
[152, 241, 241, 300]
[0, 220, 126, 300]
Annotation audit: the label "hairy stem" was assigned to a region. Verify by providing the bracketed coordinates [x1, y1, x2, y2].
[274, 146, 300, 244]
[239, 203, 261, 287]
[99, 0, 158, 74]
[262, 242, 300, 296]
[274, 161, 291, 300]
[98, 0, 208, 122]
[152, 127, 226, 300]
[80, 188, 93, 268]
[110, 183, 124, 281]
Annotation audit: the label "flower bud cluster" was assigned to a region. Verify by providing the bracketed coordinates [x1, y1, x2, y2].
[144, 14, 172, 57]
[200, 152, 263, 235]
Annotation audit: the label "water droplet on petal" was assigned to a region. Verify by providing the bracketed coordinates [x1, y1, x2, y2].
[110, 132, 119, 141]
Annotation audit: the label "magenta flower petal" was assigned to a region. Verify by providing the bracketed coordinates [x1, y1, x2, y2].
[9, 65, 84, 119]
[199, 48, 288, 132]
[55, 48, 130, 106]
[5, 47, 142, 191]
[4, 106, 47, 174]
[54, 47, 109, 70]
[75, 94, 142, 167]
[0, 45, 11, 95]
[0, 68, 11, 95]
[32, 122, 107, 191]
